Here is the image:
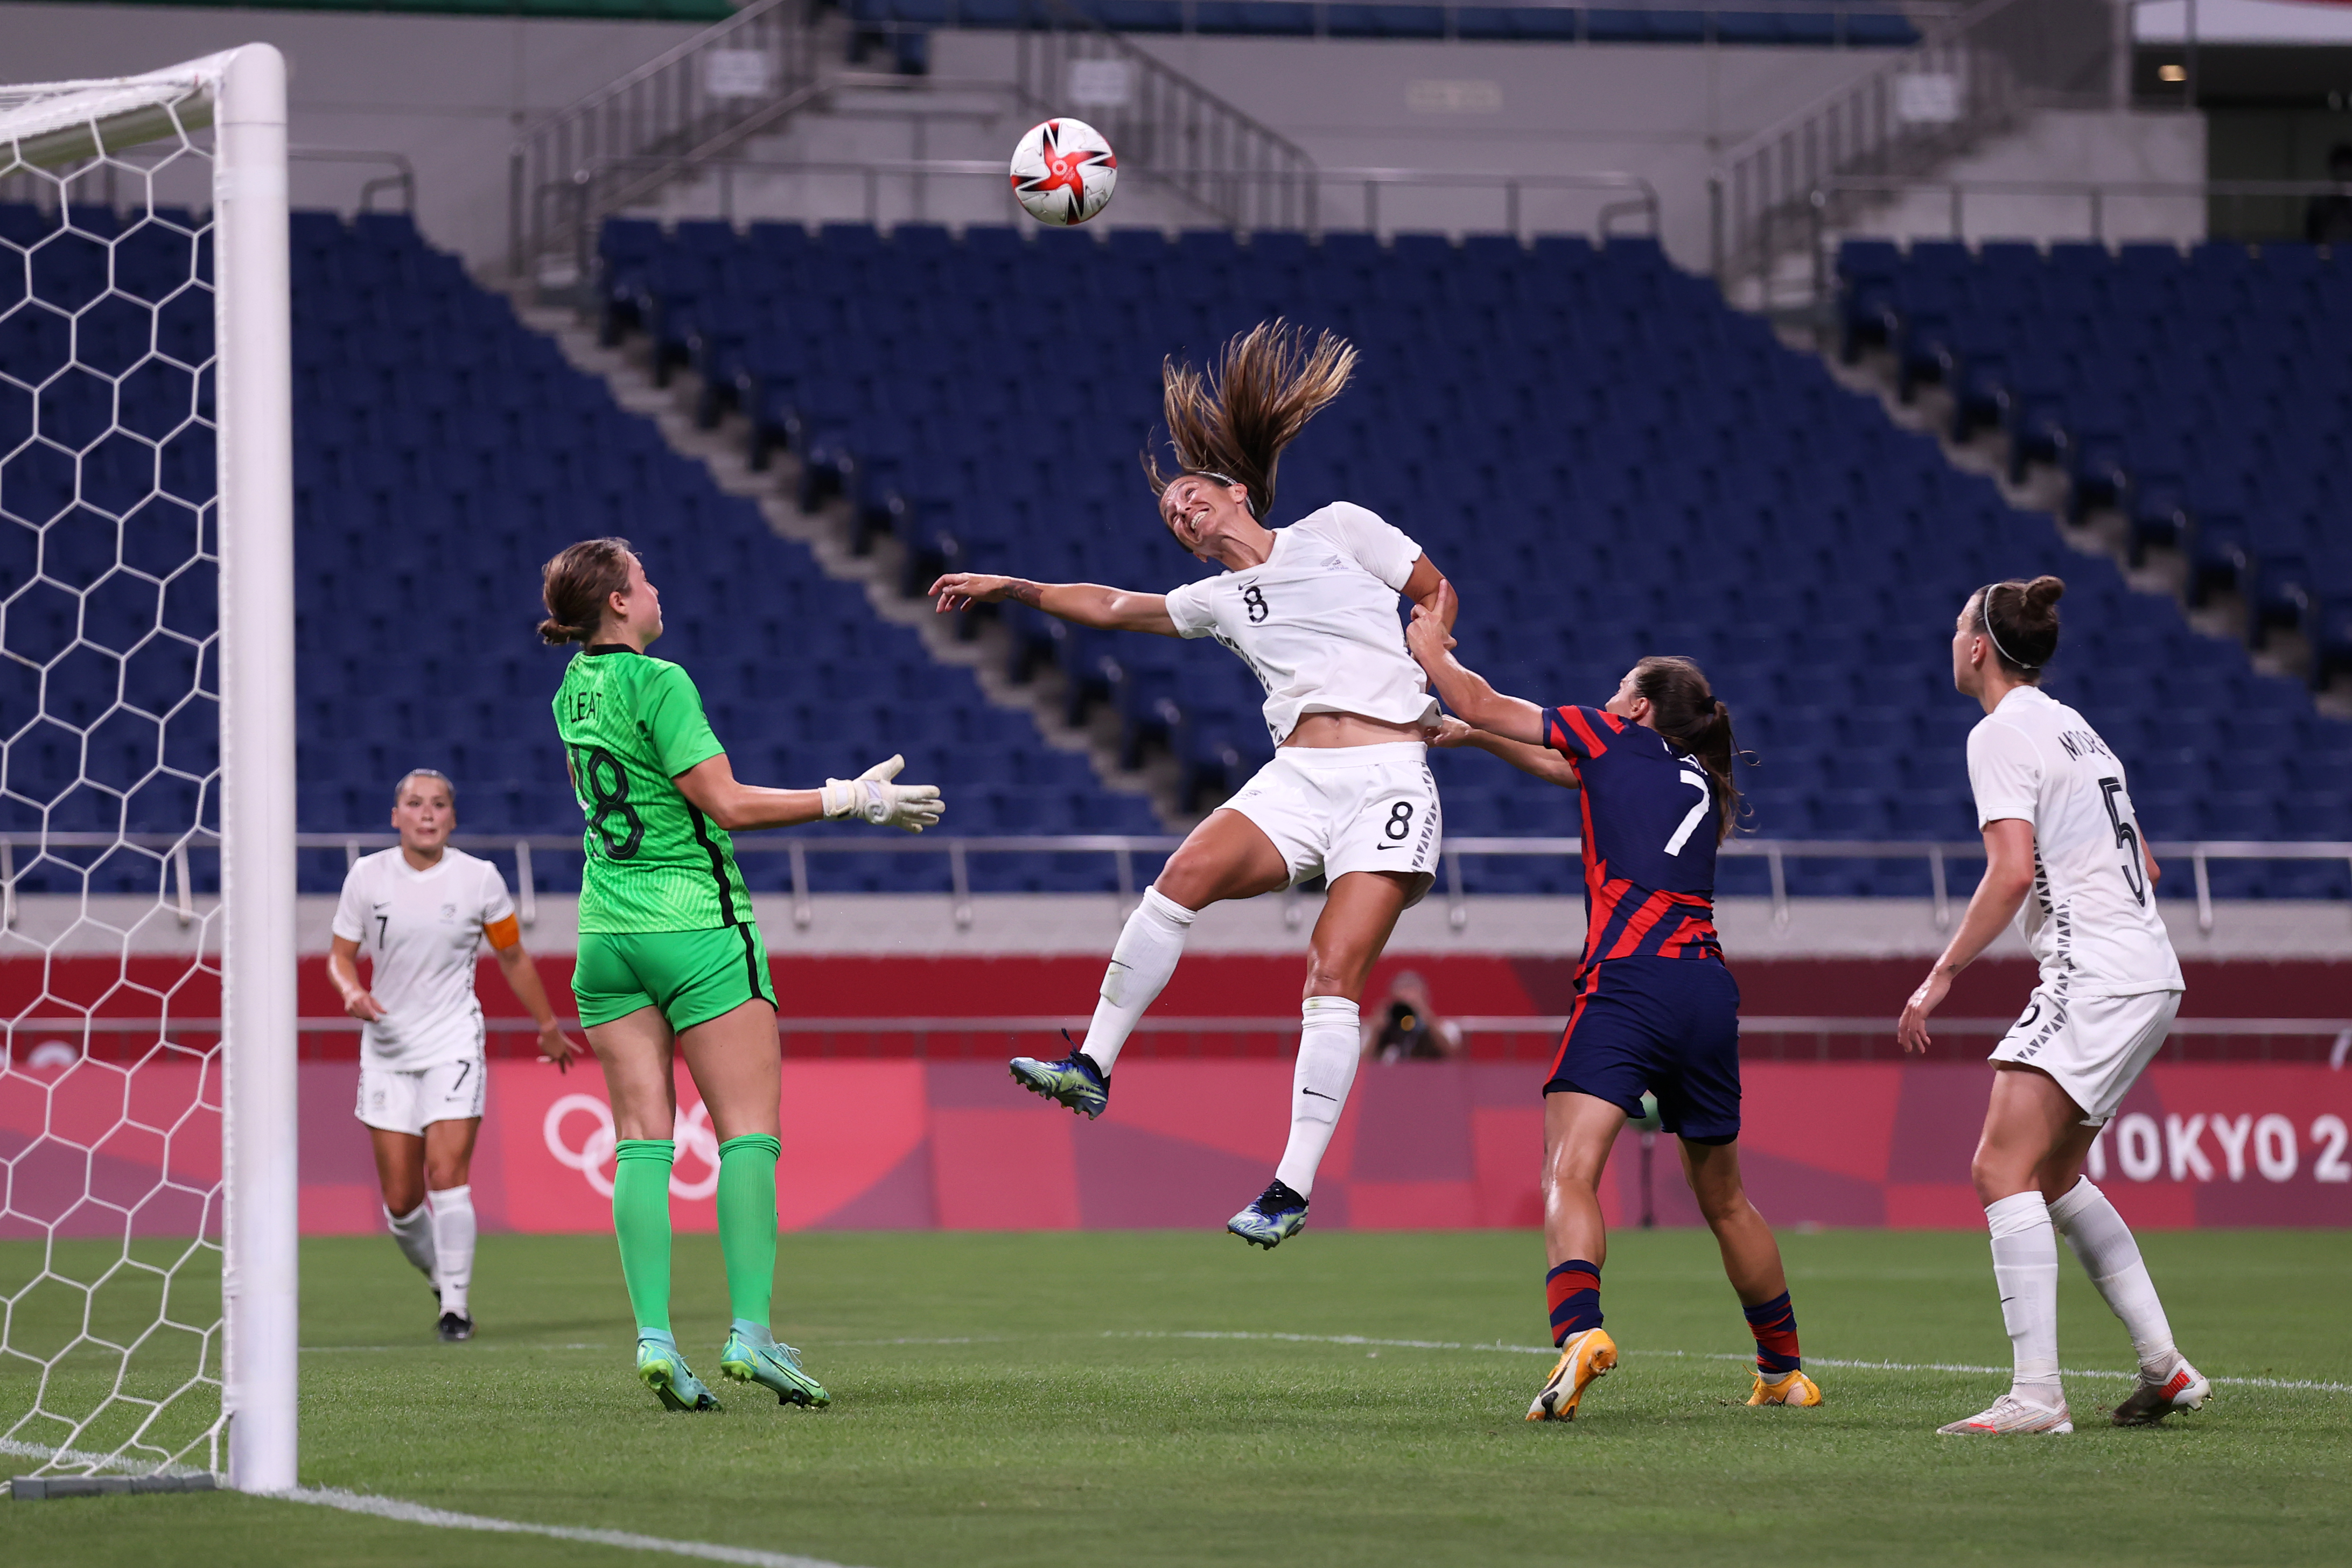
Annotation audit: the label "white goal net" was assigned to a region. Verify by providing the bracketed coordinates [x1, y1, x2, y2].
[1, 48, 295, 1493]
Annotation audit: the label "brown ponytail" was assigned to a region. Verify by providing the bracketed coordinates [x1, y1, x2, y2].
[1142, 319, 1355, 522]
[539, 537, 635, 645]
[1629, 655, 1744, 844]
[1970, 574, 2064, 677]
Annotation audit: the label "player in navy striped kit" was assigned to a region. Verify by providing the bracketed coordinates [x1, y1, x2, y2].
[1409, 599, 1821, 1422]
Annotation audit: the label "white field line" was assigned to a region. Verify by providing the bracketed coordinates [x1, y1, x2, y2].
[1, 1434, 209, 1479]
[283, 1488, 862, 1568]
[1104, 1331, 2352, 1394]
[3, 1437, 860, 1565]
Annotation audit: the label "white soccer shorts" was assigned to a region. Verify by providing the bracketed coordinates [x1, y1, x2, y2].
[1988, 983, 2181, 1125]
[1220, 740, 1442, 907]
[355, 1057, 488, 1136]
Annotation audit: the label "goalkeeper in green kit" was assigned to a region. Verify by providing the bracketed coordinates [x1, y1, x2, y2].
[540, 537, 944, 1412]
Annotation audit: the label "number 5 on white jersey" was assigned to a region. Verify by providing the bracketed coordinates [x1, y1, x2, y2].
[1664, 770, 1710, 856]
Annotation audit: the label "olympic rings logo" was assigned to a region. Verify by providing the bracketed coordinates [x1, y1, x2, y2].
[542, 1093, 722, 1200]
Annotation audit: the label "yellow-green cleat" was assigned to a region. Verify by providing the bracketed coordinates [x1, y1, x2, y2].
[638, 1332, 722, 1412]
[719, 1323, 830, 1408]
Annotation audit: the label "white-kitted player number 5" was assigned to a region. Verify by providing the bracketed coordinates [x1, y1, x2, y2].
[1664, 770, 1710, 856]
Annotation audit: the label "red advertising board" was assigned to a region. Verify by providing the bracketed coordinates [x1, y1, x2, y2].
[7, 1058, 2346, 1238]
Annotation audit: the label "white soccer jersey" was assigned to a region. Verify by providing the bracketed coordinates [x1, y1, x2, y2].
[1966, 686, 2182, 997]
[331, 848, 516, 1071]
[1161, 501, 1436, 744]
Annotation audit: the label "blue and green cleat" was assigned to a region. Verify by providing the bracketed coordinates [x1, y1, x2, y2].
[637, 1332, 722, 1412]
[719, 1322, 831, 1409]
[1008, 1041, 1109, 1119]
[1227, 1179, 1310, 1248]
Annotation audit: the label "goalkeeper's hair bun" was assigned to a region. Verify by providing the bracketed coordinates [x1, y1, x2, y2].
[540, 536, 636, 645]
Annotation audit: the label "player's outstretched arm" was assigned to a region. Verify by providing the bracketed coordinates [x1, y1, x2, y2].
[1428, 715, 1581, 789]
[675, 752, 945, 835]
[1404, 597, 1546, 746]
[1896, 817, 2036, 1054]
[928, 573, 1178, 637]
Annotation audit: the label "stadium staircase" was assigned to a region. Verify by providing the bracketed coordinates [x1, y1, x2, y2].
[577, 213, 2352, 901]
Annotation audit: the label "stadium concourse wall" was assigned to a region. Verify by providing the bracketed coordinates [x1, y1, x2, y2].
[0, 1, 1912, 270]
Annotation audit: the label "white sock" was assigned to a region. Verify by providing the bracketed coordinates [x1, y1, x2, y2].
[1273, 996, 1361, 1198]
[1985, 1191, 2062, 1406]
[1079, 887, 1195, 1076]
[386, 1201, 436, 1283]
[429, 1184, 476, 1317]
[2049, 1176, 2179, 1382]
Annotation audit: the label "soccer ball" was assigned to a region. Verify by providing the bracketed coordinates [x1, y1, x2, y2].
[1010, 117, 1118, 227]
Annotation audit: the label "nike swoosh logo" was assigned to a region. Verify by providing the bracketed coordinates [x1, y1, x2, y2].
[1375, 844, 1401, 851]
[1301, 1088, 1338, 1101]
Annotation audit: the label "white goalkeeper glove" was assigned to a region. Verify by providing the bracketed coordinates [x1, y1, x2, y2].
[820, 754, 944, 834]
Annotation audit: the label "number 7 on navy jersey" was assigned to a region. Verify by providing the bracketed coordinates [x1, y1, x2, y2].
[1663, 769, 1710, 856]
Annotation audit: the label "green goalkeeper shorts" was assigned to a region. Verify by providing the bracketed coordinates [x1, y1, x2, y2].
[572, 925, 777, 1032]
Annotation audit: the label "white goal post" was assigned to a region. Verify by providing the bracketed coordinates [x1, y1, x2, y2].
[0, 46, 296, 1493]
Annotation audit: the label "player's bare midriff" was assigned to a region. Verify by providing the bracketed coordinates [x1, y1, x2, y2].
[1281, 711, 1430, 748]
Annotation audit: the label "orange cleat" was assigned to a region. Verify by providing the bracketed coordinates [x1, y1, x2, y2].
[1526, 1328, 1618, 1422]
[1747, 1368, 1823, 1406]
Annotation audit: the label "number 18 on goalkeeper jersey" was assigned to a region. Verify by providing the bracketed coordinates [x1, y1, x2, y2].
[554, 645, 754, 935]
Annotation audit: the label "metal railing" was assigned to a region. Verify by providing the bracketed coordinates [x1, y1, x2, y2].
[287, 148, 415, 213]
[601, 149, 1660, 240]
[7, 832, 2348, 940]
[509, 0, 824, 287]
[1014, 0, 1317, 232]
[860, 0, 1955, 44]
[1713, 0, 2118, 300]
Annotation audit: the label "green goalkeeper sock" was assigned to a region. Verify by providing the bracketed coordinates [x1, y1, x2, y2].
[716, 1133, 782, 1331]
[611, 1139, 676, 1336]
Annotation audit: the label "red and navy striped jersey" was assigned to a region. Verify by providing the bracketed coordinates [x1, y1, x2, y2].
[1544, 705, 1724, 977]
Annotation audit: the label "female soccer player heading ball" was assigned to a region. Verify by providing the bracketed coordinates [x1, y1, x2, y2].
[928, 322, 1455, 1247]
[328, 767, 578, 1342]
[1408, 607, 1822, 1421]
[541, 538, 944, 1411]
[1898, 577, 2209, 1436]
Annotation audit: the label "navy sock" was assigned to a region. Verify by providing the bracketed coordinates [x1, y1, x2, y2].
[1743, 1290, 1801, 1376]
[1546, 1259, 1602, 1347]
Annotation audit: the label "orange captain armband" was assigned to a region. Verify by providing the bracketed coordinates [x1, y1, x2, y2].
[485, 914, 522, 951]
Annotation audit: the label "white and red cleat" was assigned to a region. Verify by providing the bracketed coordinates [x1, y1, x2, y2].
[2110, 1360, 2213, 1426]
[1936, 1392, 2074, 1436]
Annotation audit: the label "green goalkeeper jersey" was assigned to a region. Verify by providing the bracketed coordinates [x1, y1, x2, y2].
[553, 645, 754, 935]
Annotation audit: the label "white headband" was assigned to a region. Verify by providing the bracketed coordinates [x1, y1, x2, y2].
[1978, 583, 2041, 671]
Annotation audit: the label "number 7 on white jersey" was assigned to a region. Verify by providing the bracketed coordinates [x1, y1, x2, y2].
[1664, 770, 1710, 856]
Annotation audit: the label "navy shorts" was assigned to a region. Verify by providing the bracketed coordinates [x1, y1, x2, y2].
[1543, 955, 1742, 1144]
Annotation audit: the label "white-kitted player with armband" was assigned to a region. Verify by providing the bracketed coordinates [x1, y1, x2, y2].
[329, 768, 580, 1342]
[1898, 576, 2210, 1437]
[929, 321, 1452, 1248]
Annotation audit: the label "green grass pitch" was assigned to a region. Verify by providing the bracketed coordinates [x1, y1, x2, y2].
[5, 1228, 2348, 1565]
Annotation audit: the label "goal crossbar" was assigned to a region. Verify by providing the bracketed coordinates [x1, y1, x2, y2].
[0, 54, 237, 170]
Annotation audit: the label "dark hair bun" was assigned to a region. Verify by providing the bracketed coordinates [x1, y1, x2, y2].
[537, 615, 590, 646]
[2023, 576, 2066, 614]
